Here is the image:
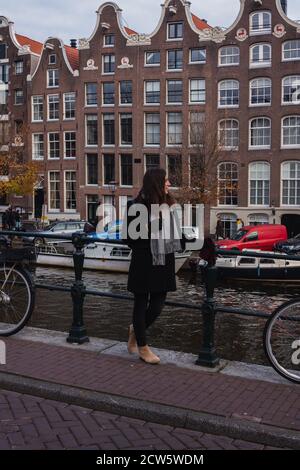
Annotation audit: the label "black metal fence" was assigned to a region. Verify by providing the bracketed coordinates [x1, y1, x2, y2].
[1, 230, 299, 368]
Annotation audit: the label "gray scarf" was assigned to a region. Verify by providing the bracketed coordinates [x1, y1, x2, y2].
[150, 208, 182, 266]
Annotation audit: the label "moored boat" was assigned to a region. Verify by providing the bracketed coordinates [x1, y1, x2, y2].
[216, 251, 300, 281]
[36, 241, 190, 274]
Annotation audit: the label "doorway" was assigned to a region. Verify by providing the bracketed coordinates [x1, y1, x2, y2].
[281, 214, 300, 238]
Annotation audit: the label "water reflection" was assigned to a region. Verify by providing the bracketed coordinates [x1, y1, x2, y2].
[29, 267, 299, 365]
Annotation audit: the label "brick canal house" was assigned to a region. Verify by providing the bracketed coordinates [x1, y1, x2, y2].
[0, 0, 300, 237]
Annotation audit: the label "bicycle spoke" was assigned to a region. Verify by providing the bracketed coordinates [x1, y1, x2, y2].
[0, 266, 33, 335]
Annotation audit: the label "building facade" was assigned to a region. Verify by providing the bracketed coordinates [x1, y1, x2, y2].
[1, 0, 300, 237]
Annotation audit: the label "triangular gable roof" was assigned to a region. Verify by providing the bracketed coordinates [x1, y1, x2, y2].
[124, 26, 137, 35]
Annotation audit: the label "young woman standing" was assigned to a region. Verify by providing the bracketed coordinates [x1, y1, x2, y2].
[123, 168, 184, 365]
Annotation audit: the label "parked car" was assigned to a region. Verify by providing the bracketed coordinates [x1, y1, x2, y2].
[89, 221, 199, 242]
[215, 224, 288, 253]
[23, 221, 89, 245]
[274, 233, 300, 255]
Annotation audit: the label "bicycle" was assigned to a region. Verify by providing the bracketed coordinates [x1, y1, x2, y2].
[264, 298, 300, 384]
[0, 244, 36, 336]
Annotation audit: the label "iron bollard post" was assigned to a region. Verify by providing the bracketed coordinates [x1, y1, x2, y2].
[196, 265, 220, 368]
[67, 233, 90, 344]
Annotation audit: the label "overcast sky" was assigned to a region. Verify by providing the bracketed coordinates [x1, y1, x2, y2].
[2, 0, 300, 44]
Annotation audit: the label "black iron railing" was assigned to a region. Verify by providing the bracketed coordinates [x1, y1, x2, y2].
[1, 230, 299, 368]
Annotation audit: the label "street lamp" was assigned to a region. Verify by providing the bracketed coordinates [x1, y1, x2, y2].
[108, 181, 118, 207]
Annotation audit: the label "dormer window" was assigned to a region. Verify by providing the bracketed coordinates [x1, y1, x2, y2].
[0, 43, 7, 60]
[104, 34, 115, 47]
[49, 54, 56, 65]
[250, 11, 272, 35]
[167, 22, 183, 40]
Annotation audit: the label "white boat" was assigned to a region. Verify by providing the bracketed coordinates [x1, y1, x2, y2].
[36, 241, 191, 274]
[216, 250, 300, 281]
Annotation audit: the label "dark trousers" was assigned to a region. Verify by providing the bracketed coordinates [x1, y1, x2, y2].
[133, 292, 167, 347]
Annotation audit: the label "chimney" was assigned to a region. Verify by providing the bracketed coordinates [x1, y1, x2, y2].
[280, 0, 287, 15]
[70, 39, 77, 48]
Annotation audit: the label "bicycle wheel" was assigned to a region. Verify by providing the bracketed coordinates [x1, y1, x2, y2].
[0, 265, 35, 336]
[264, 298, 300, 384]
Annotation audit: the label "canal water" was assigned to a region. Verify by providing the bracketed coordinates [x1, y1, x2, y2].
[29, 267, 300, 365]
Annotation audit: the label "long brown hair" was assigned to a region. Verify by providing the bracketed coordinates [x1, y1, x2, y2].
[136, 168, 175, 207]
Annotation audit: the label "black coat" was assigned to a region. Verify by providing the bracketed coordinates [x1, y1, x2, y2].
[123, 200, 184, 294]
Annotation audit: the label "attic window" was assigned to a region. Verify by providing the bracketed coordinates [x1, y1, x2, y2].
[49, 54, 56, 65]
[104, 34, 115, 47]
[0, 43, 7, 60]
[168, 22, 183, 40]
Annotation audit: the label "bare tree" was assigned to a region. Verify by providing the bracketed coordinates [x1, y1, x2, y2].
[172, 112, 225, 206]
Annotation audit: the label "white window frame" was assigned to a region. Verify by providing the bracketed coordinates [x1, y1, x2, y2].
[217, 162, 239, 207]
[48, 171, 60, 213]
[64, 170, 77, 212]
[281, 115, 300, 149]
[218, 46, 240, 66]
[85, 154, 98, 186]
[102, 54, 115, 75]
[102, 82, 115, 107]
[189, 79, 206, 105]
[218, 80, 239, 108]
[249, 77, 272, 107]
[14, 60, 23, 75]
[63, 92, 76, 120]
[85, 83, 98, 107]
[166, 49, 183, 72]
[250, 43, 272, 68]
[47, 69, 59, 88]
[14, 89, 23, 106]
[218, 119, 239, 150]
[47, 94, 59, 121]
[144, 113, 160, 147]
[189, 112, 205, 147]
[189, 47, 206, 64]
[103, 34, 115, 48]
[32, 133, 44, 161]
[166, 112, 183, 147]
[167, 22, 183, 41]
[64, 131, 76, 159]
[32, 95, 44, 122]
[281, 161, 300, 207]
[282, 76, 300, 105]
[166, 154, 182, 189]
[85, 115, 98, 148]
[166, 79, 183, 105]
[119, 113, 133, 147]
[249, 117, 271, 150]
[144, 51, 161, 67]
[48, 132, 60, 160]
[249, 11, 272, 36]
[282, 40, 300, 62]
[49, 54, 56, 65]
[102, 113, 115, 147]
[119, 80, 133, 106]
[120, 154, 133, 188]
[144, 80, 160, 106]
[248, 161, 270, 207]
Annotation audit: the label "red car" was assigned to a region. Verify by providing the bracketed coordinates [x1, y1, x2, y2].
[216, 224, 288, 252]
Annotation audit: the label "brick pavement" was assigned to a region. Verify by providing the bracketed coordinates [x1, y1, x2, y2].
[0, 390, 285, 450]
[0, 337, 299, 435]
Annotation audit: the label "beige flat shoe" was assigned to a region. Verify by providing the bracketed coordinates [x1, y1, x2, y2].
[138, 345, 160, 365]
